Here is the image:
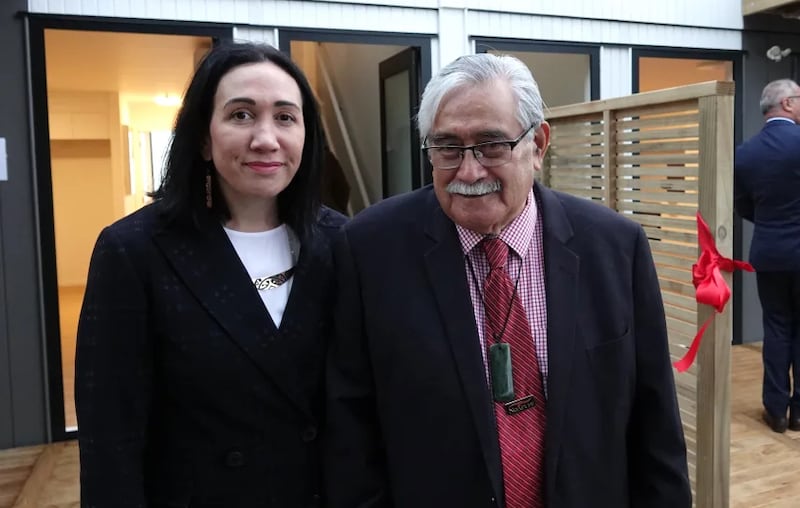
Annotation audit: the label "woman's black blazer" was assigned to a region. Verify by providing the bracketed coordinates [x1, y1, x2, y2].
[75, 202, 346, 508]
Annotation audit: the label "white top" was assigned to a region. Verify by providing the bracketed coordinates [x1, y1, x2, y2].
[223, 224, 295, 327]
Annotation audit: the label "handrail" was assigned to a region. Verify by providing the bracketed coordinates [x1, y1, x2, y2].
[545, 81, 734, 119]
[316, 44, 370, 211]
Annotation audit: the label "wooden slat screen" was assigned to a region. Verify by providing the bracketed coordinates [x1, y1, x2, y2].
[543, 81, 735, 508]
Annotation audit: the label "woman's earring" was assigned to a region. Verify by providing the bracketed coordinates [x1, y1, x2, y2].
[205, 168, 213, 209]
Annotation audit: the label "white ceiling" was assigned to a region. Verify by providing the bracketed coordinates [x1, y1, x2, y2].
[45, 29, 211, 103]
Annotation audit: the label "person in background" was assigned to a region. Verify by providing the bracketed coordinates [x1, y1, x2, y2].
[734, 78, 800, 434]
[75, 41, 345, 507]
[324, 52, 691, 508]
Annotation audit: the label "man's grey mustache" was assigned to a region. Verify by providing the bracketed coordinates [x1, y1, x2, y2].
[445, 180, 502, 196]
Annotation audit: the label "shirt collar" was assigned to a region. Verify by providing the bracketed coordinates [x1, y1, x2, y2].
[766, 117, 796, 124]
[456, 189, 537, 259]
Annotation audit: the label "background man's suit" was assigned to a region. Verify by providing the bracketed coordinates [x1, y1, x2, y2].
[325, 183, 691, 508]
[76, 203, 344, 508]
[735, 119, 800, 423]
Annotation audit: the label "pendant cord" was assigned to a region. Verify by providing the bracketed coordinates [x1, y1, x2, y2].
[465, 245, 524, 344]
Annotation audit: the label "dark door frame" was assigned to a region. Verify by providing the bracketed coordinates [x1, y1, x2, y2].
[474, 37, 601, 101]
[379, 47, 422, 197]
[631, 45, 746, 344]
[279, 28, 434, 188]
[26, 12, 233, 442]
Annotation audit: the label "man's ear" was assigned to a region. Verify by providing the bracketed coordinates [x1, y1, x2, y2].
[533, 121, 550, 166]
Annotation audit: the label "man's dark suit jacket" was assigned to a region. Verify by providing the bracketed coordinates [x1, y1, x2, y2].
[734, 119, 800, 271]
[75, 203, 345, 508]
[325, 184, 691, 508]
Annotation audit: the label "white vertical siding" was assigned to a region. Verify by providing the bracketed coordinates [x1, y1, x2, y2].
[26, 1, 742, 56]
[27, 0, 439, 34]
[468, 11, 741, 51]
[600, 46, 632, 100]
[232, 26, 276, 46]
[325, 0, 743, 30]
[437, 7, 470, 68]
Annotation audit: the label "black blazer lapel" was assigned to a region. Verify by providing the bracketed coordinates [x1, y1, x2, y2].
[535, 184, 579, 499]
[153, 215, 312, 419]
[276, 228, 333, 383]
[423, 200, 504, 504]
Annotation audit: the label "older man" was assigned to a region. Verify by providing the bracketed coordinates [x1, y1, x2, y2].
[325, 53, 691, 508]
[735, 79, 800, 434]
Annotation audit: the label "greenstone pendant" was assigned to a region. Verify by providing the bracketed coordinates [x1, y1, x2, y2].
[489, 342, 515, 403]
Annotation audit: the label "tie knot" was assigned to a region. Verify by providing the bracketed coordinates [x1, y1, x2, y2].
[482, 237, 509, 270]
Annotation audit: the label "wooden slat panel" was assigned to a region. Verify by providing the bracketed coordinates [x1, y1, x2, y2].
[554, 186, 606, 194]
[617, 166, 699, 177]
[548, 167, 606, 178]
[666, 303, 697, 323]
[549, 134, 605, 146]
[644, 226, 698, 244]
[549, 174, 607, 187]
[552, 188, 605, 200]
[681, 407, 697, 429]
[617, 154, 698, 165]
[678, 392, 698, 415]
[618, 179, 699, 192]
[626, 214, 696, 230]
[548, 154, 604, 166]
[617, 139, 699, 153]
[619, 201, 698, 216]
[659, 278, 697, 297]
[654, 251, 696, 271]
[662, 290, 698, 311]
[549, 144, 605, 156]
[616, 99, 701, 120]
[617, 190, 698, 204]
[668, 315, 699, 339]
[550, 121, 604, 136]
[617, 127, 699, 142]
[648, 239, 697, 257]
[657, 265, 693, 283]
[670, 344, 695, 363]
[616, 112, 699, 131]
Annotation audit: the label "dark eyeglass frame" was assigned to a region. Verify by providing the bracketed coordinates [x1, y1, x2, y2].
[421, 124, 536, 170]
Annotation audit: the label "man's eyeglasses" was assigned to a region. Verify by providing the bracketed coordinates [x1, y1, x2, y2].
[422, 125, 536, 170]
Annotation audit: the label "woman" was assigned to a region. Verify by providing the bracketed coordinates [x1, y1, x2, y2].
[75, 42, 346, 507]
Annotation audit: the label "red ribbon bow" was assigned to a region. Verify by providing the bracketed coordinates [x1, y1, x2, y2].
[673, 212, 753, 373]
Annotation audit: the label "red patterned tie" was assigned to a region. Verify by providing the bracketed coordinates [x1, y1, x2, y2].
[483, 238, 546, 508]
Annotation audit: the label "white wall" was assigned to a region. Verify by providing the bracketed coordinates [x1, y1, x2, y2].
[50, 140, 115, 287]
[600, 46, 632, 99]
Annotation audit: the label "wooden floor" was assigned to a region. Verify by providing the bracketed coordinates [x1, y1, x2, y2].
[1, 343, 798, 507]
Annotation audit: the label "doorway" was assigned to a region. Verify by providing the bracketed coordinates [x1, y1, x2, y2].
[28, 15, 231, 441]
[283, 30, 432, 212]
[632, 48, 746, 344]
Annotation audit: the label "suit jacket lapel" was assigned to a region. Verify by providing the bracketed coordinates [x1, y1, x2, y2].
[422, 197, 504, 504]
[277, 229, 331, 376]
[535, 184, 579, 499]
[153, 214, 312, 419]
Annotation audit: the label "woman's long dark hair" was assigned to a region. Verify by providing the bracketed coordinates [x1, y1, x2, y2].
[152, 41, 324, 243]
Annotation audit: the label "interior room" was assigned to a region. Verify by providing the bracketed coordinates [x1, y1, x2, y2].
[44, 28, 212, 431]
